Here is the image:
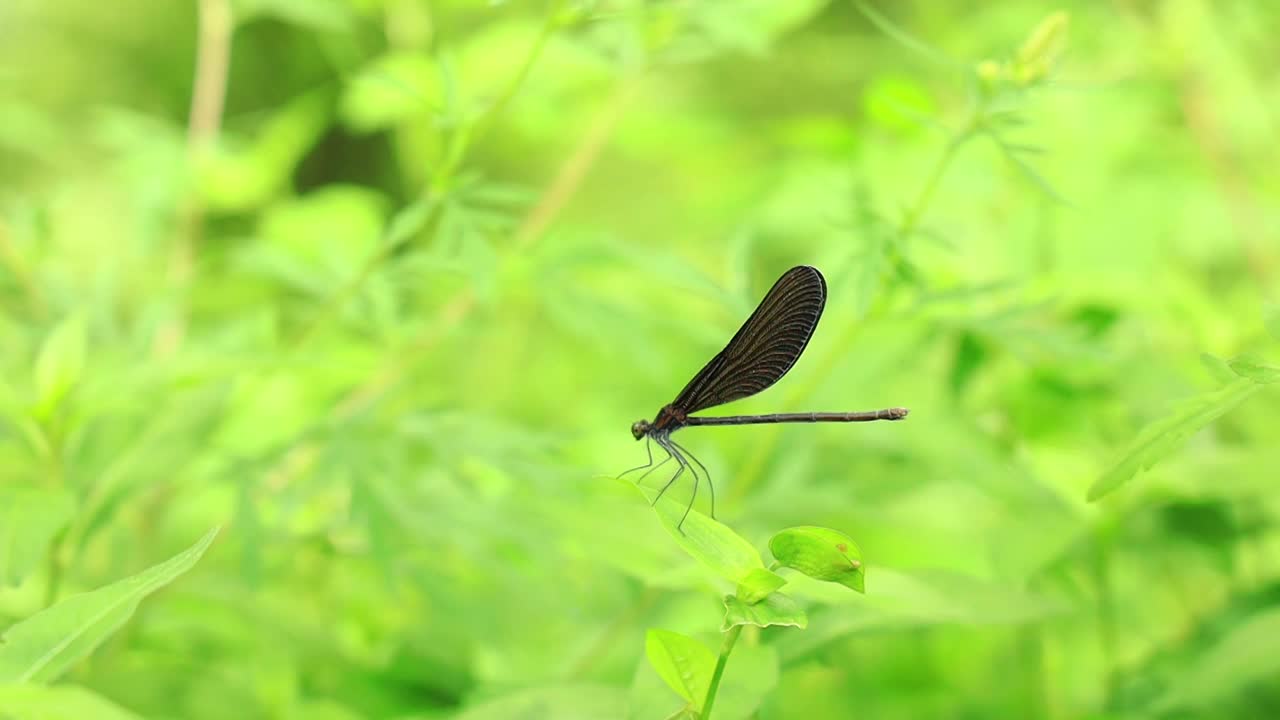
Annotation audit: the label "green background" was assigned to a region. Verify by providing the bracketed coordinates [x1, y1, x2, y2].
[2, 0, 1278, 718]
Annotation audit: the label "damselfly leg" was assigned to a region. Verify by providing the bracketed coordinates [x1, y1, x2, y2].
[664, 440, 699, 531]
[617, 437, 656, 479]
[670, 438, 713, 520]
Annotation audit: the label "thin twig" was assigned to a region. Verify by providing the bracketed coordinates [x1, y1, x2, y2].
[156, 0, 232, 357]
[513, 78, 642, 249]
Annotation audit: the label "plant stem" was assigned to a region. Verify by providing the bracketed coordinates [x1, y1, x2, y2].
[472, 0, 566, 144]
[701, 625, 742, 720]
[158, 0, 232, 357]
[899, 133, 963, 239]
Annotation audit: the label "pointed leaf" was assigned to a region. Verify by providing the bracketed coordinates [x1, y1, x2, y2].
[1265, 304, 1280, 342]
[1088, 379, 1262, 501]
[0, 527, 219, 683]
[339, 52, 440, 133]
[1199, 353, 1235, 384]
[644, 629, 715, 708]
[1226, 353, 1280, 384]
[635, 481, 765, 585]
[33, 314, 87, 418]
[723, 592, 808, 631]
[0, 487, 75, 587]
[769, 526, 865, 593]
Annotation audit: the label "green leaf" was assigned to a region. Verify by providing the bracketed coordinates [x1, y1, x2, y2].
[0, 527, 219, 683]
[723, 592, 808, 631]
[1265, 304, 1280, 342]
[1154, 608, 1280, 712]
[1088, 378, 1262, 501]
[736, 567, 787, 604]
[1199, 352, 1236, 384]
[0, 683, 142, 719]
[0, 487, 74, 587]
[33, 314, 87, 419]
[384, 198, 434, 250]
[198, 92, 330, 212]
[644, 629, 716, 709]
[861, 75, 935, 133]
[769, 526, 866, 593]
[252, 186, 387, 290]
[1226, 353, 1280, 384]
[636, 483, 766, 585]
[339, 52, 440, 133]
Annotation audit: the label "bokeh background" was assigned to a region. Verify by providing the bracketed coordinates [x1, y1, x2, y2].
[2, 0, 1279, 718]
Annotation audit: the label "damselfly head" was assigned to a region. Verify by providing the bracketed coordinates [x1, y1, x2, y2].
[631, 420, 650, 440]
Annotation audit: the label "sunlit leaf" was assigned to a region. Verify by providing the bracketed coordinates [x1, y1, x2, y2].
[198, 92, 331, 211]
[1088, 379, 1263, 501]
[340, 52, 441, 133]
[634, 482, 766, 585]
[1265, 304, 1280, 342]
[0, 527, 219, 683]
[1199, 352, 1236, 384]
[862, 75, 936, 133]
[33, 313, 87, 418]
[252, 186, 388, 288]
[722, 592, 808, 631]
[735, 567, 787, 604]
[644, 629, 715, 708]
[1226, 353, 1280, 384]
[769, 526, 865, 593]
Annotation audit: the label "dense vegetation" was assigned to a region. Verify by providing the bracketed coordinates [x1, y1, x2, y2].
[1, 1, 1278, 718]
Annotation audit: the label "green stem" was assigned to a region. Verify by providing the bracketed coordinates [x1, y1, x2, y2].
[43, 439, 68, 607]
[471, 0, 565, 144]
[850, 0, 956, 69]
[899, 134, 963, 239]
[701, 625, 742, 720]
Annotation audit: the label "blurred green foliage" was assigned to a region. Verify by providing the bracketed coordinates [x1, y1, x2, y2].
[2, 0, 1279, 718]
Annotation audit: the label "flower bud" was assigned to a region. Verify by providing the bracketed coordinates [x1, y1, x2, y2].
[1015, 11, 1069, 86]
